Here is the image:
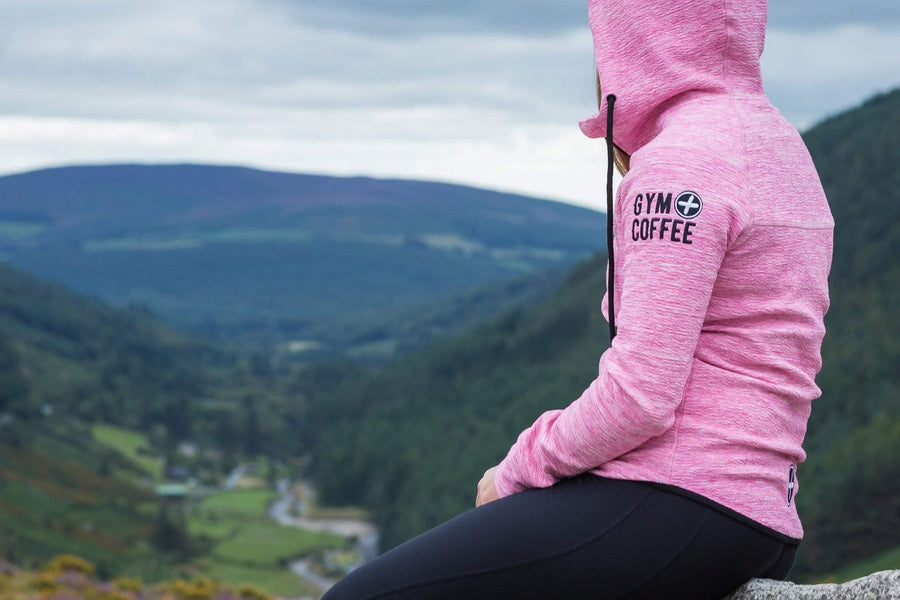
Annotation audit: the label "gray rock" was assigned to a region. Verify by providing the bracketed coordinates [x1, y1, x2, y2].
[723, 570, 899, 600]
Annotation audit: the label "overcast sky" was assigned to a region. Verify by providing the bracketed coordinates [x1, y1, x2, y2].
[1, 1, 898, 210]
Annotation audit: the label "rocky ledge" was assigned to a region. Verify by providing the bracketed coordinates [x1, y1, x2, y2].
[724, 569, 899, 600]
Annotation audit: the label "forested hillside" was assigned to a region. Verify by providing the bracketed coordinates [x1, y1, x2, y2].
[0, 262, 218, 431]
[0, 262, 315, 576]
[299, 86, 900, 581]
[0, 164, 605, 357]
[786, 85, 900, 575]
[298, 254, 606, 543]
[0, 261, 317, 461]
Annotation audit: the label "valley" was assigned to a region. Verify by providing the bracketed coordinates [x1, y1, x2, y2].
[1, 85, 898, 596]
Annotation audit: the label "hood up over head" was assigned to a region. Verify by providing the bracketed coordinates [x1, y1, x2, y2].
[581, 0, 769, 342]
[579, 0, 768, 155]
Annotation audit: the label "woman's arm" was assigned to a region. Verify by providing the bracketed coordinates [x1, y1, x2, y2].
[493, 155, 752, 497]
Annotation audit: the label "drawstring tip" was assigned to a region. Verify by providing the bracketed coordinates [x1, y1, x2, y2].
[605, 94, 617, 139]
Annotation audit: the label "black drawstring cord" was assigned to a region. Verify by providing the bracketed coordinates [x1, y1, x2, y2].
[605, 93, 617, 342]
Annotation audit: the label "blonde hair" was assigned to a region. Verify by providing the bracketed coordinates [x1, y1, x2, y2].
[596, 70, 630, 177]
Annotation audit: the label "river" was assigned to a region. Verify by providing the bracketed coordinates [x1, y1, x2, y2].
[268, 478, 379, 595]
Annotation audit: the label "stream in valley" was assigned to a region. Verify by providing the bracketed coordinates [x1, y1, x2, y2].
[268, 479, 379, 595]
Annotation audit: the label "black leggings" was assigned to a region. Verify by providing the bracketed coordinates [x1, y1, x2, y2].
[321, 473, 799, 600]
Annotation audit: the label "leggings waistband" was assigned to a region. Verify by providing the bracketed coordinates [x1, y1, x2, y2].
[635, 479, 802, 545]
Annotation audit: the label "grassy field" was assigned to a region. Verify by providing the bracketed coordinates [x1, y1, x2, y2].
[84, 229, 319, 252]
[198, 489, 276, 515]
[189, 488, 345, 596]
[92, 424, 164, 481]
[0, 220, 48, 239]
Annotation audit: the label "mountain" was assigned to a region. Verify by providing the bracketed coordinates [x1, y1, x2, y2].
[297, 86, 900, 581]
[0, 164, 606, 356]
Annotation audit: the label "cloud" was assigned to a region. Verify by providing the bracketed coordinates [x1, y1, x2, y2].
[762, 24, 900, 130]
[0, 0, 897, 209]
[264, 0, 586, 37]
[0, 1, 596, 120]
[767, 1, 900, 30]
[267, 0, 899, 36]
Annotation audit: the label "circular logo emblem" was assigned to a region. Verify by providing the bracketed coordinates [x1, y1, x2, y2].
[675, 191, 703, 219]
[787, 464, 796, 506]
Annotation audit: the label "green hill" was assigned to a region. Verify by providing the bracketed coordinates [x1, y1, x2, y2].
[315, 259, 571, 363]
[0, 261, 310, 577]
[0, 261, 223, 434]
[0, 424, 158, 576]
[0, 164, 606, 357]
[297, 252, 612, 547]
[784, 86, 900, 577]
[0, 259, 316, 462]
[0, 262, 207, 574]
[298, 86, 900, 581]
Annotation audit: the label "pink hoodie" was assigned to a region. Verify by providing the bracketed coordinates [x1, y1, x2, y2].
[494, 0, 834, 542]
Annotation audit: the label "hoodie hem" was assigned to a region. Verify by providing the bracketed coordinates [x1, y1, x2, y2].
[635, 480, 802, 545]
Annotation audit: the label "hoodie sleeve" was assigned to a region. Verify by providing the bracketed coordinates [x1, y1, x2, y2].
[493, 157, 751, 497]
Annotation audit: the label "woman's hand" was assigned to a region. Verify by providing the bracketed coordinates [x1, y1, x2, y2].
[476, 465, 500, 507]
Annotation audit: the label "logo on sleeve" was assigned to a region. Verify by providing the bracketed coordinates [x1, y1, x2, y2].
[630, 190, 703, 244]
[674, 191, 703, 219]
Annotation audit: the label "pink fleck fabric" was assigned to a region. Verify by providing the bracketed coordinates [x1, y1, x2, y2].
[494, 0, 834, 541]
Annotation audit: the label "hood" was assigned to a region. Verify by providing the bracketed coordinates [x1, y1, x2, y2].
[590, 0, 769, 343]
[579, 0, 768, 155]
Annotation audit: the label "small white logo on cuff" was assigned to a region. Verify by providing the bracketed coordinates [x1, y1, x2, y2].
[787, 464, 796, 506]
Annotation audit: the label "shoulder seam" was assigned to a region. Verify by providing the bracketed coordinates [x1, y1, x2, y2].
[750, 221, 834, 230]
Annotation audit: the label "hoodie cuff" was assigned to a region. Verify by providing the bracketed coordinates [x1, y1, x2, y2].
[493, 453, 521, 499]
